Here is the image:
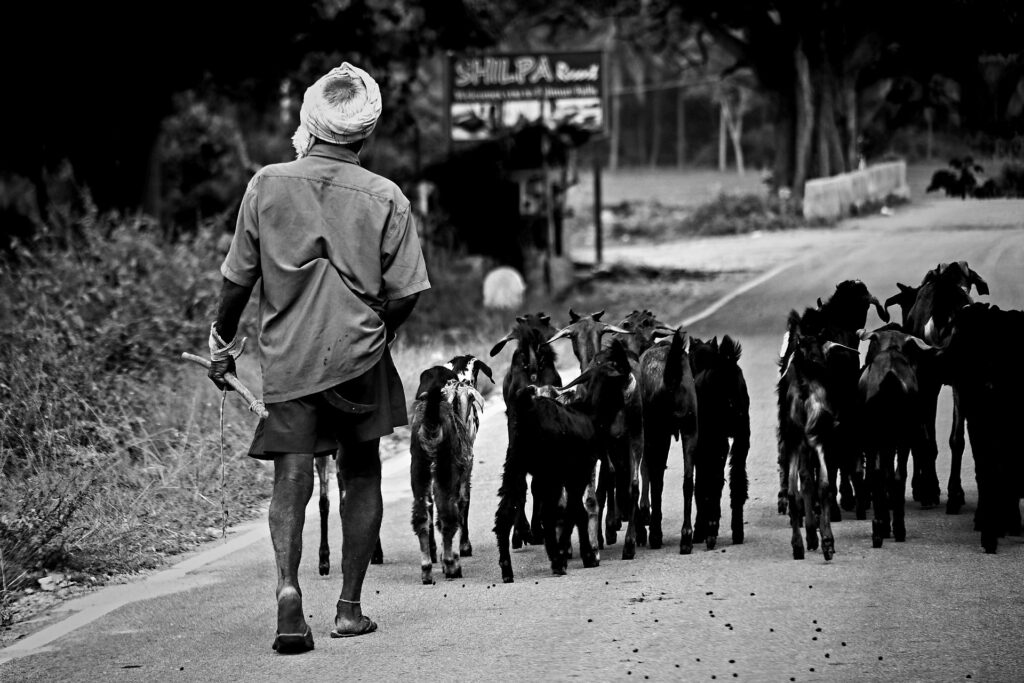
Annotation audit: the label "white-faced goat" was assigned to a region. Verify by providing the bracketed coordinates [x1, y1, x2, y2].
[490, 313, 562, 548]
[858, 325, 936, 548]
[689, 335, 751, 550]
[547, 310, 643, 559]
[410, 365, 477, 584]
[494, 341, 632, 582]
[884, 261, 988, 513]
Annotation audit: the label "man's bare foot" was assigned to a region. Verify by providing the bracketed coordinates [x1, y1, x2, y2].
[277, 586, 308, 635]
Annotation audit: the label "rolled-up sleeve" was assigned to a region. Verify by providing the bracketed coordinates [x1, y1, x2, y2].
[220, 179, 261, 288]
[381, 204, 430, 299]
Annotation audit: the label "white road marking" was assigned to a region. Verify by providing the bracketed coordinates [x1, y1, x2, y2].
[679, 260, 798, 328]
[0, 258, 798, 666]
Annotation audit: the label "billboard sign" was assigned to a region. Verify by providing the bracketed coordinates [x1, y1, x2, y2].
[448, 51, 605, 142]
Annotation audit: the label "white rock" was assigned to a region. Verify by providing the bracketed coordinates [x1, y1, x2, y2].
[483, 267, 526, 310]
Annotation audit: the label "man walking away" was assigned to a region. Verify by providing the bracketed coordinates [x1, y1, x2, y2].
[208, 62, 429, 654]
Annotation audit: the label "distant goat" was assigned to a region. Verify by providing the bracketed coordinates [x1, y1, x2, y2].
[858, 325, 936, 548]
[778, 308, 840, 561]
[689, 335, 751, 549]
[612, 309, 675, 358]
[494, 341, 633, 582]
[410, 365, 477, 584]
[943, 303, 1024, 553]
[887, 261, 988, 512]
[638, 328, 699, 553]
[490, 313, 562, 547]
[548, 310, 643, 558]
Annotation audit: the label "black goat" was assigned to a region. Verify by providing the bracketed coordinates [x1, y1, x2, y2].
[778, 308, 841, 561]
[943, 303, 1024, 553]
[612, 309, 675, 359]
[547, 310, 643, 559]
[888, 261, 988, 512]
[494, 341, 632, 582]
[689, 335, 751, 549]
[777, 280, 889, 520]
[410, 366, 476, 584]
[490, 313, 562, 547]
[638, 328, 699, 553]
[858, 325, 936, 548]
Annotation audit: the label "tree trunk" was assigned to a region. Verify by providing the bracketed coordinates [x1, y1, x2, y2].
[610, 56, 622, 171]
[924, 108, 934, 160]
[841, 77, 858, 171]
[726, 105, 745, 175]
[815, 82, 831, 178]
[718, 102, 729, 172]
[772, 91, 796, 193]
[676, 87, 686, 168]
[649, 88, 662, 168]
[793, 43, 815, 198]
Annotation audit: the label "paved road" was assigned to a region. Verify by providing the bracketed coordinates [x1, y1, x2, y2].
[4, 198, 1024, 682]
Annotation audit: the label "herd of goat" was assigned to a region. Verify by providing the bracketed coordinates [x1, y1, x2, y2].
[315, 260, 1022, 584]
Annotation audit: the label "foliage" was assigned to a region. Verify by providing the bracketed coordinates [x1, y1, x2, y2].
[0, 205, 269, 612]
[680, 194, 825, 235]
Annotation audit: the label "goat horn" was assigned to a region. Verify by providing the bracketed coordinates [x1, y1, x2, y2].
[823, 341, 859, 354]
[546, 327, 573, 344]
[601, 324, 633, 335]
[489, 332, 516, 357]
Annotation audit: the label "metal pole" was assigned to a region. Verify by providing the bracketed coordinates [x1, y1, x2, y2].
[593, 158, 603, 265]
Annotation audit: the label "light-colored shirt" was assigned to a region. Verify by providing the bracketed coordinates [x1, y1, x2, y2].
[221, 142, 430, 403]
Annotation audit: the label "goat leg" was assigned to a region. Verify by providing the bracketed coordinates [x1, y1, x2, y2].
[816, 445, 835, 561]
[869, 452, 886, 548]
[316, 455, 331, 576]
[788, 455, 805, 560]
[946, 388, 967, 514]
[494, 462, 526, 583]
[459, 485, 472, 558]
[679, 433, 696, 555]
[581, 465, 601, 568]
[892, 447, 909, 542]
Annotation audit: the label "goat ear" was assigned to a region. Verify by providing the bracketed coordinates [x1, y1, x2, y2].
[568, 308, 580, 323]
[592, 309, 605, 322]
[475, 360, 495, 384]
[540, 314, 551, 325]
[515, 316, 526, 324]
[816, 297, 824, 309]
[489, 333, 515, 357]
[869, 295, 891, 322]
[967, 267, 989, 296]
[858, 328, 876, 342]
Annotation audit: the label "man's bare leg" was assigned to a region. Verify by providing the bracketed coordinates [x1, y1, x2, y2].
[271, 453, 314, 637]
[335, 438, 382, 634]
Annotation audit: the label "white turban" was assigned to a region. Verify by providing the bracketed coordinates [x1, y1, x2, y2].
[292, 62, 382, 158]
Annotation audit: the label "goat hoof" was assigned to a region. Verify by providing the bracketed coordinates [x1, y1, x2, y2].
[502, 574, 515, 584]
[319, 560, 330, 576]
[806, 534, 819, 552]
[636, 527, 648, 546]
[551, 563, 567, 576]
[460, 544, 473, 558]
[444, 566, 462, 580]
[705, 536, 717, 551]
[511, 535, 523, 550]
[582, 554, 600, 569]
[622, 541, 636, 560]
[679, 536, 693, 555]
[894, 529, 906, 543]
[872, 536, 883, 549]
[778, 498, 788, 515]
[822, 540, 835, 561]
[732, 527, 744, 545]
[945, 500, 963, 515]
[793, 546, 805, 560]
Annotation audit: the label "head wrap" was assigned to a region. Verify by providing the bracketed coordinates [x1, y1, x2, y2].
[292, 62, 382, 158]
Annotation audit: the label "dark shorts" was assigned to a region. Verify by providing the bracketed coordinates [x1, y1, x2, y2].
[248, 350, 407, 459]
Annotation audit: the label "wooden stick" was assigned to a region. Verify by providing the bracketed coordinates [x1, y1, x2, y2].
[181, 352, 269, 419]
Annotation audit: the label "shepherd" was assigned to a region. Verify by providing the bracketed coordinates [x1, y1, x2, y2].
[208, 63, 430, 654]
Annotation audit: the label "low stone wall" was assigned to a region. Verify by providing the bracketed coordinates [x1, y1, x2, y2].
[803, 161, 911, 221]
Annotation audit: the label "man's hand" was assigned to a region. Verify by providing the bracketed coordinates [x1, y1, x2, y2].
[208, 322, 246, 392]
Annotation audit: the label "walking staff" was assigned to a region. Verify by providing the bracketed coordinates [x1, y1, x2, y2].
[208, 62, 430, 654]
